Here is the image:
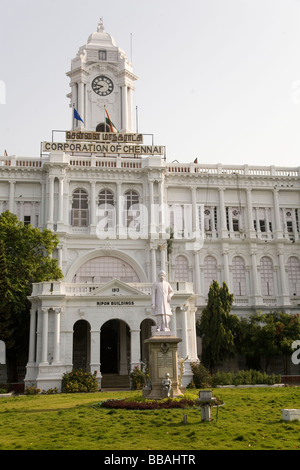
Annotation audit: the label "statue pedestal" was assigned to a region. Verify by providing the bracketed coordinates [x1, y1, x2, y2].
[143, 335, 183, 400]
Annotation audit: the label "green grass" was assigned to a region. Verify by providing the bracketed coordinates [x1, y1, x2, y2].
[0, 387, 299, 450]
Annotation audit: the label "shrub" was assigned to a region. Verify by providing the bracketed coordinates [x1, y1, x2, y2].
[130, 366, 146, 390]
[190, 362, 212, 388]
[211, 369, 281, 386]
[61, 369, 98, 393]
[24, 386, 41, 395]
[211, 371, 235, 387]
[42, 387, 58, 395]
[100, 397, 196, 410]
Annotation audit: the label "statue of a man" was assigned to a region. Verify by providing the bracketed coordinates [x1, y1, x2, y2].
[151, 271, 174, 332]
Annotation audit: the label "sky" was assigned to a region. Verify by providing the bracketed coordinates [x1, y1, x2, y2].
[1, 0, 300, 167]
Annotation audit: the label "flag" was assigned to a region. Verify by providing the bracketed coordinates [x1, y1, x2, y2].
[74, 108, 84, 123]
[105, 107, 118, 132]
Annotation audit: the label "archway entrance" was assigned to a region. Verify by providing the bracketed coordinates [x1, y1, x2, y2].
[73, 320, 91, 371]
[100, 319, 130, 374]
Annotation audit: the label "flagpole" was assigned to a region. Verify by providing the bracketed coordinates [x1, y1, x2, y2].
[136, 106, 138, 133]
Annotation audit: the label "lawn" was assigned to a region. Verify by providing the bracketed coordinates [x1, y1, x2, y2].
[0, 387, 299, 450]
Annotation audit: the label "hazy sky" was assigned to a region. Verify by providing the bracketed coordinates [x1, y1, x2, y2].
[1, 0, 300, 167]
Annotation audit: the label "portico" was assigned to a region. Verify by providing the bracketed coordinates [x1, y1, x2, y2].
[24, 278, 198, 391]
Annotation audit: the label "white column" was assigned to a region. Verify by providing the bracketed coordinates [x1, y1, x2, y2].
[58, 246, 63, 270]
[150, 245, 157, 283]
[265, 207, 270, 234]
[273, 188, 283, 238]
[116, 182, 125, 238]
[122, 85, 128, 131]
[250, 246, 261, 305]
[149, 179, 156, 236]
[130, 328, 141, 370]
[181, 306, 189, 359]
[171, 306, 177, 336]
[9, 180, 15, 213]
[278, 245, 290, 304]
[90, 181, 96, 228]
[28, 308, 37, 364]
[191, 187, 197, 234]
[158, 177, 165, 235]
[19, 201, 24, 223]
[127, 87, 133, 131]
[40, 308, 49, 365]
[222, 245, 230, 287]
[71, 84, 77, 130]
[53, 308, 61, 364]
[58, 177, 64, 224]
[246, 188, 254, 236]
[189, 307, 198, 361]
[218, 187, 227, 238]
[255, 208, 260, 234]
[78, 82, 85, 127]
[90, 330, 101, 379]
[160, 244, 166, 274]
[47, 176, 54, 226]
[194, 250, 201, 295]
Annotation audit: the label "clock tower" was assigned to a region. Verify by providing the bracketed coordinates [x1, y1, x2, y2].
[66, 18, 137, 132]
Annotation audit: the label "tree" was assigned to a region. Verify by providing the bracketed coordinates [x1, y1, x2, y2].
[0, 211, 63, 381]
[235, 311, 300, 374]
[271, 311, 300, 374]
[0, 239, 13, 347]
[197, 281, 238, 372]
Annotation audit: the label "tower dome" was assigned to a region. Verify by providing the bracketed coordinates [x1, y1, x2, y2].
[87, 18, 117, 48]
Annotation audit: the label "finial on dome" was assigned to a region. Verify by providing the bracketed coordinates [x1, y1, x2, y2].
[97, 17, 105, 32]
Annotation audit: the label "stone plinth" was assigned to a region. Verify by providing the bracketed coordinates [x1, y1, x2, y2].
[281, 409, 300, 422]
[143, 335, 183, 400]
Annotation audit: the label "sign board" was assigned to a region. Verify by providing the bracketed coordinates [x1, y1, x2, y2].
[42, 141, 164, 155]
[66, 131, 144, 143]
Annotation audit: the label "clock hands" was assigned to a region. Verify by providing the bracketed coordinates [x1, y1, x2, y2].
[92, 76, 114, 96]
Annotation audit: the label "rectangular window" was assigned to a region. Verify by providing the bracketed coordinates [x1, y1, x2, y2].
[259, 220, 266, 232]
[214, 207, 218, 231]
[24, 216, 31, 226]
[226, 207, 229, 230]
[99, 50, 107, 60]
[232, 218, 239, 231]
[287, 221, 293, 233]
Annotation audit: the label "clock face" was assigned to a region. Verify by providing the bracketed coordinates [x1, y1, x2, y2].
[92, 75, 114, 96]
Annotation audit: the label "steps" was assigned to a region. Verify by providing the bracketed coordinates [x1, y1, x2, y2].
[101, 374, 131, 389]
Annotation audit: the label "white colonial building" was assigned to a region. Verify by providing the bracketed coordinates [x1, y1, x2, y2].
[1, 20, 299, 391]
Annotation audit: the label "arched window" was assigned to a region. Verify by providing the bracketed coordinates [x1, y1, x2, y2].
[260, 256, 274, 296]
[98, 189, 115, 231]
[175, 255, 189, 282]
[204, 255, 217, 294]
[72, 189, 88, 227]
[287, 256, 300, 296]
[232, 256, 246, 296]
[125, 190, 140, 230]
[96, 122, 110, 132]
[73, 256, 140, 283]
